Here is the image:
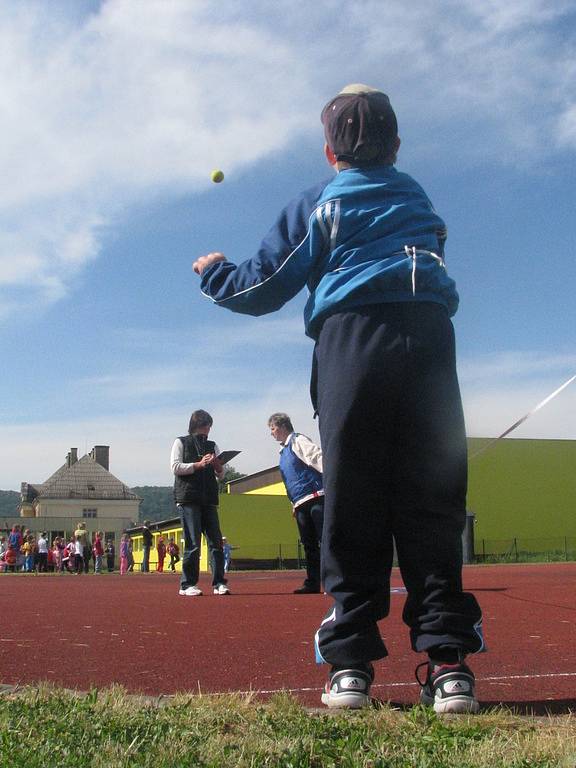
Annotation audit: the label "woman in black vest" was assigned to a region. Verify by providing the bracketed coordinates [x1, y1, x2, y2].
[171, 409, 229, 596]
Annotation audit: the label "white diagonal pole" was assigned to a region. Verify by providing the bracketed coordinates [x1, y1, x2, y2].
[470, 374, 576, 460]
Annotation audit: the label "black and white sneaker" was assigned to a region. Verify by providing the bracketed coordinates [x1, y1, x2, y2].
[321, 664, 374, 709]
[416, 661, 479, 714]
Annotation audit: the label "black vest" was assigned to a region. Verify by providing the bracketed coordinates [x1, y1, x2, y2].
[173, 434, 219, 505]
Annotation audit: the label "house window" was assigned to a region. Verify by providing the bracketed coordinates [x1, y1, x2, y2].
[82, 508, 98, 518]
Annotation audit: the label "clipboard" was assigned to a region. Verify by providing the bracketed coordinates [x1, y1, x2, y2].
[217, 450, 241, 465]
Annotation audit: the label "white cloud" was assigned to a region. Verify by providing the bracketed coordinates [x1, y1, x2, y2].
[463, 385, 576, 439]
[0, 394, 322, 490]
[3, 346, 576, 490]
[70, 313, 311, 405]
[460, 351, 576, 438]
[459, 351, 576, 385]
[459, 0, 573, 32]
[2, 362, 575, 491]
[557, 103, 576, 147]
[0, 0, 312, 316]
[1, 0, 576, 318]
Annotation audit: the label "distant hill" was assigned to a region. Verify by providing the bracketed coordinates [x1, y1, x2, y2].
[0, 490, 20, 517]
[131, 486, 174, 522]
[0, 466, 245, 523]
[132, 468, 245, 522]
[0, 486, 174, 523]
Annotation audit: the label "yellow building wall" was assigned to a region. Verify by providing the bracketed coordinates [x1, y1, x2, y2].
[127, 494, 295, 571]
[130, 530, 208, 573]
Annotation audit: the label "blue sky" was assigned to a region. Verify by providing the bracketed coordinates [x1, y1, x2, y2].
[1, 0, 576, 490]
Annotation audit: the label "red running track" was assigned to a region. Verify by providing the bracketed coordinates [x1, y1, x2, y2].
[0, 564, 574, 713]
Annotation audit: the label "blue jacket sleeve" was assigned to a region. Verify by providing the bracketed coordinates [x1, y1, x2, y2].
[199, 179, 331, 316]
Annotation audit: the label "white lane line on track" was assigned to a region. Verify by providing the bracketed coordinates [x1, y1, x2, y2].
[252, 670, 576, 696]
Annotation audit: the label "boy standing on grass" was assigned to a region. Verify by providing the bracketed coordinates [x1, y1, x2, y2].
[193, 84, 484, 712]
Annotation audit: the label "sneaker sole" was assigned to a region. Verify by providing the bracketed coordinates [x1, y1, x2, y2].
[433, 696, 480, 714]
[321, 691, 370, 709]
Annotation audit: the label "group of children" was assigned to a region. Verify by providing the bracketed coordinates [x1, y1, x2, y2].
[119, 534, 181, 575]
[0, 524, 116, 574]
[1, 524, 185, 576]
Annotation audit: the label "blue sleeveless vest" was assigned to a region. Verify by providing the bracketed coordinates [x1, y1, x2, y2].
[279, 434, 323, 505]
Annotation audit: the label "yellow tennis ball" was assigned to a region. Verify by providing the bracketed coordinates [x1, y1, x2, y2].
[211, 169, 225, 183]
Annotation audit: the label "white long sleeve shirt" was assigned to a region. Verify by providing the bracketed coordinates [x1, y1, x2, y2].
[280, 432, 323, 474]
[170, 438, 224, 479]
[279, 432, 324, 509]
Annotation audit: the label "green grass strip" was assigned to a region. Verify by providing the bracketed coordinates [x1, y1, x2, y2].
[0, 685, 574, 768]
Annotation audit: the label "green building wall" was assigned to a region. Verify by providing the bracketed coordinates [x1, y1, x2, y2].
[467, 438, 576, 541]
[129, 438, 576, 567]
[217, 494, 298, 562]
[217, 438, 576, 556]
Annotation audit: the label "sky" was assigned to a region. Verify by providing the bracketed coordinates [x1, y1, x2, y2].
[1, 0, 576, 491]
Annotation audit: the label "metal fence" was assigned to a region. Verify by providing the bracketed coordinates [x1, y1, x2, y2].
[475, 536, 576, 563]
[228, 542, 304, 571]
[228, 535, 576, 570]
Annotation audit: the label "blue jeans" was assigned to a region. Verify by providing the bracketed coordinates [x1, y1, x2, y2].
[178, 503, 225, 588]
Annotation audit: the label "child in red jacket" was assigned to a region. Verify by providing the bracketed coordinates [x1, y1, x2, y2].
[4, 545, 17, 573]
[156, 537, 166, 573]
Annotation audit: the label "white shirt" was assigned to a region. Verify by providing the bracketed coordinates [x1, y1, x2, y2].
[279, 432, 324, 509]
[171, 437, 224, 479]
[37, 537, 48, 554]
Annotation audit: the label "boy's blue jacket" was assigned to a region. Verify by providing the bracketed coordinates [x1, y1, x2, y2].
[200, 165, 458, 339]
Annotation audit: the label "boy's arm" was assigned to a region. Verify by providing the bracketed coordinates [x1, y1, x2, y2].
[195, 180, 331, 316]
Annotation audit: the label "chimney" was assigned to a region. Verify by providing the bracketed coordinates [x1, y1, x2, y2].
[66, 447, 79, 467]
[91, 445, 110, 470]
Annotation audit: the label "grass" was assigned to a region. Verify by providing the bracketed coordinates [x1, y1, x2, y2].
[0, 685, 574, 768]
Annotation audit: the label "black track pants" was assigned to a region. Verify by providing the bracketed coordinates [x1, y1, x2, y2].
[312, 303, 483, 667]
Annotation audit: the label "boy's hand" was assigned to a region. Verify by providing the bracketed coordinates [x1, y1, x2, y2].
[193, 252, 227, 275]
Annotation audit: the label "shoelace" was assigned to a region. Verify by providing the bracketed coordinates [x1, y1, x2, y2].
[415, 661, 431, 687]
[403, 246, 446, 296]
[415, 660, 468, 687]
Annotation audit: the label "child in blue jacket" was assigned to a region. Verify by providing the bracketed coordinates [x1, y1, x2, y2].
[193, 84, 484, 713]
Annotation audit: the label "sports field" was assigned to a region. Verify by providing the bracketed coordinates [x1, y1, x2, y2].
[0, 564, 574, 713]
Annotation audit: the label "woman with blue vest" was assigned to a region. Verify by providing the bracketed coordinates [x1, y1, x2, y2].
[269, 413, 324, 594]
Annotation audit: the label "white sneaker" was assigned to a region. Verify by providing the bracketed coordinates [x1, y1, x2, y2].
[213, 583, 230, 595]
[179, 585, 202, 596]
